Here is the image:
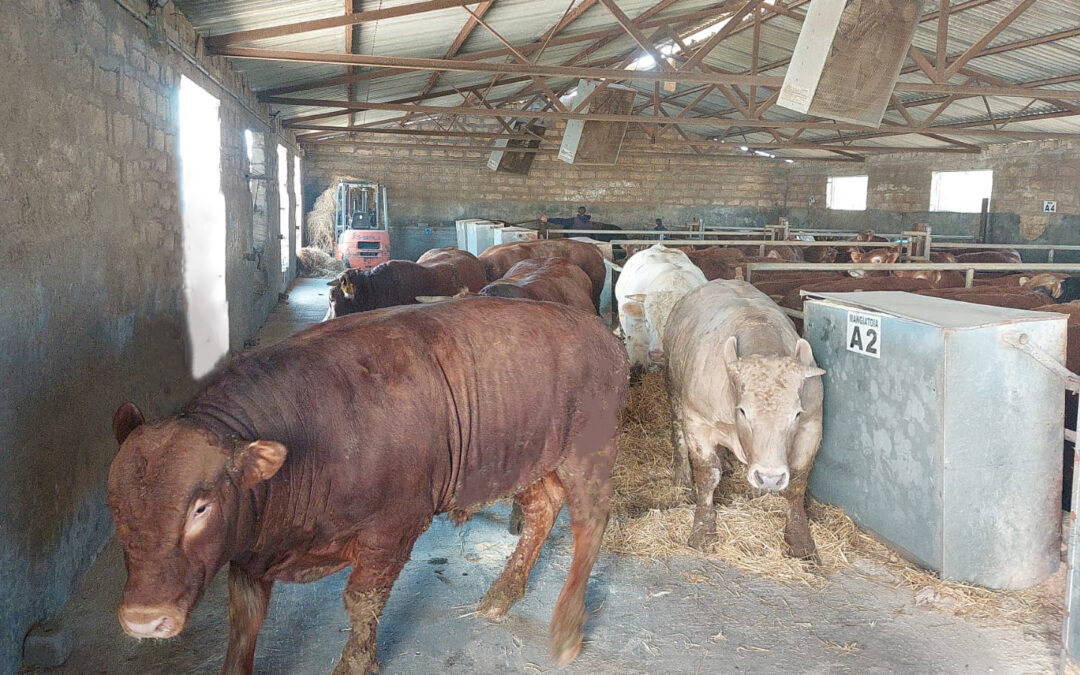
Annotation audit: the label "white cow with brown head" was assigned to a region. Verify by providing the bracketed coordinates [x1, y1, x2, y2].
[663, 280, 825, 557]
[615, 244, 707, 369]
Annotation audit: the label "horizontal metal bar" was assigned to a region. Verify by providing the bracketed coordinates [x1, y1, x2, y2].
[932, 242, 1080, 251]
[747, 262, 1080, 271]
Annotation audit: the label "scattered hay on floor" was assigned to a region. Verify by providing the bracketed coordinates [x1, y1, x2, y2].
[605, 371, 1065, 627]
[297, 246, 344, 278]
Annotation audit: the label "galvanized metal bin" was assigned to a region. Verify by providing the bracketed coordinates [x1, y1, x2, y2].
[804, 291, 1066, 589]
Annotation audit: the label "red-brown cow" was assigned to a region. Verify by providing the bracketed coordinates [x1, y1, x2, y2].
[328, 247, 487, 317]
[953, 249, 1023, 264]
[107, 298, 628, 673]
[915, 287, 1051, 309]
[479, 239, 606, 311]
[479, 257, 596, 314]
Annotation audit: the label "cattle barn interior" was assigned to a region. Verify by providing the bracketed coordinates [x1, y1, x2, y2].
[5, 0, 1080, 672]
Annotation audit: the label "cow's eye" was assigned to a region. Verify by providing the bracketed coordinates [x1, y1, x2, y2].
[794, 410, 803, 420]
[737, 407, 746, 417]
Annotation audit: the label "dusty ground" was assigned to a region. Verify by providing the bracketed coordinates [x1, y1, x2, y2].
[41, 279, 1063, 674]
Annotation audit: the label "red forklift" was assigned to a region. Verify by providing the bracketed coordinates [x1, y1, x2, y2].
[334, 181, 390, 269]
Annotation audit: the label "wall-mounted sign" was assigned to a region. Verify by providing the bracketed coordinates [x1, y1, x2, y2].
[1044, 201, 1058, 213]
[846, 310, 882, 359]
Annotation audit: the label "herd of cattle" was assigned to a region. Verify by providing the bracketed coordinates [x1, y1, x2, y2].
[104, 232, 1080, 674]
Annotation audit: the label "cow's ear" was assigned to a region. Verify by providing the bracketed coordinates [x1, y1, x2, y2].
[621, 298, 644, 319]
[233, 440, 287, 487]
[795, 338, 816, 367]
[722, 336, 739, 365]
[327, 277, 342, 287]
[113, 402, 145, 444]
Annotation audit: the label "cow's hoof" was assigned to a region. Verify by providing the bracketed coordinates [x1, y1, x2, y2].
[552, 637, 582, 666]
[687, 525, 716, 551]
[332, 652, 378, 675]
[478, 586, 516, 619]
[784, 531, 818, 561]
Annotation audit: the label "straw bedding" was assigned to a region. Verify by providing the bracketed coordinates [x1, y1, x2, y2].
[604, 371, 1064, 626]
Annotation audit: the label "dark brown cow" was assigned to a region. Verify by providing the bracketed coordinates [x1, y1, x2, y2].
[108, 298, 628, 673]
[479, 239, 605, 310]
[329, 247, 487, 317]
[480, 257, 596, 314]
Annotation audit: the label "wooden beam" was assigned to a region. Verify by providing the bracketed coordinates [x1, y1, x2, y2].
[215, 46, 788, 87]
[205, 0, 514, 47]
[255, 2, 738, 97]
[265, 96, 1080, 136]
[681, 0, 762, 72]
[941, 0, 1039, 80]
[597, 0, 676, 72]
[935, 0, 949, 79]
[415, 1, 495, 104]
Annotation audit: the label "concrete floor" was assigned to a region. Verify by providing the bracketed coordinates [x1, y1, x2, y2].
[43, 278, 1063, 674]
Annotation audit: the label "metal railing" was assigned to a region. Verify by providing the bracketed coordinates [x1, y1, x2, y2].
[743, 261, 1080, 287]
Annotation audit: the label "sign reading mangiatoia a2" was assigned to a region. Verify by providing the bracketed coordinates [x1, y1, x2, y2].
[846, 311, 882, 359]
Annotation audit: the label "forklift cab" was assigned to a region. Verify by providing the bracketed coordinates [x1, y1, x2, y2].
[334, 181, 391, 270]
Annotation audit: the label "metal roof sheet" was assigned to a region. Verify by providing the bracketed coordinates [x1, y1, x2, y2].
[173, 0, 1080, 156]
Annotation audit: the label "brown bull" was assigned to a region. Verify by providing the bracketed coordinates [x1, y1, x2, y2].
[329, 247, 487, 317]
[107, 298, 629, 674]
[479, 239, 605, 311]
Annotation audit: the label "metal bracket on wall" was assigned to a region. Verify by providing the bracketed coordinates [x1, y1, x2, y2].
[1002, 331, 1079, 393]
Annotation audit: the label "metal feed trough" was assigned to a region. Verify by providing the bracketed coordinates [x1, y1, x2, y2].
[804, 291, 1068, 590]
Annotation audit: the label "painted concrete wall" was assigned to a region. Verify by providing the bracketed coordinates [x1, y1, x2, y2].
[0, 0, 301, 668]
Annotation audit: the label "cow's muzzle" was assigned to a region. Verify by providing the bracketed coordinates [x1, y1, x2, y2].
[118, 604, 186, 639]
[748, 466, 790, 492]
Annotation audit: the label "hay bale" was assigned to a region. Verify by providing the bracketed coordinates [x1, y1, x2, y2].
[297, 246, 343, 278]
[305, 185, 338, 254]
[607, 371, 1064, 627]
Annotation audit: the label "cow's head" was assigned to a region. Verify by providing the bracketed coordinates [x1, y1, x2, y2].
[107, 402, 286, 640]
[848, 248, 898, 278]
[722, 337, 824, 491]
[622, 292, 680, 368]
[1021, 273, 1065, 299]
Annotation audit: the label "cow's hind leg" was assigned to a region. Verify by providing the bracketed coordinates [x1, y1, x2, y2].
[480, 473, 565, 617]
[550, 438, 617, 666]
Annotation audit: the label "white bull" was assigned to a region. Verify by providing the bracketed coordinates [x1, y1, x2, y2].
[614, 244, 707, 369]
[663, 280, 825, 558]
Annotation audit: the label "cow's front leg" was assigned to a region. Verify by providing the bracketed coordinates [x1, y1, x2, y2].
[686, 443, 721, 551]
[222, 562, 273, 675]
[783, 420, 822, 559]
[333, 541, 418, 675]
[782, 469, 816, 560]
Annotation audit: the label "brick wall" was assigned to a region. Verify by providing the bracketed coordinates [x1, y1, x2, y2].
[787, 139, 1080, 242]
[0, 0, 300, 667]
[302, 126, 793, 236]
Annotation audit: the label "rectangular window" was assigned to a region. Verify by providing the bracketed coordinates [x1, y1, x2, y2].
[277, 144, 290, 274]
[930, 170, 993, 213]
[293, 156, 302, 249]
[178, 76, 229, 379]
[826, 175, 868, 211]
